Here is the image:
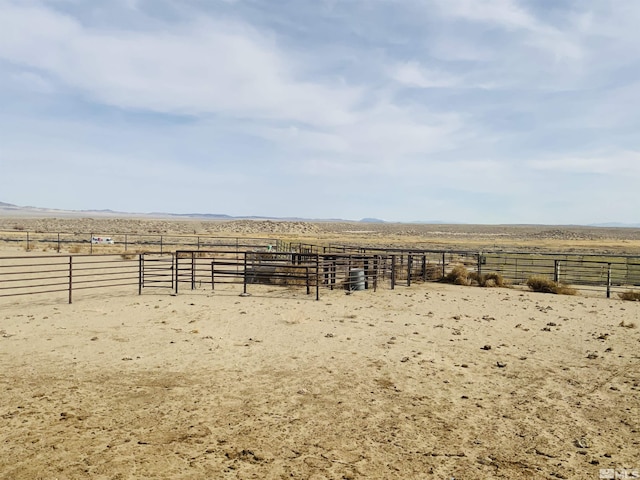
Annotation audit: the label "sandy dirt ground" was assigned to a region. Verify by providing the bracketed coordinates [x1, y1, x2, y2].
[1, 278, 639, 479]
[1, 217, 640, 479]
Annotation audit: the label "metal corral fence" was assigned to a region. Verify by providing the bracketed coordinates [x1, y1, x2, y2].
[2, 247, 640, 305]
[0, 230, 281, 254]
[171, 250, 392, 300]
[327, 246, 640, 298]
[0, 253, 173, 304]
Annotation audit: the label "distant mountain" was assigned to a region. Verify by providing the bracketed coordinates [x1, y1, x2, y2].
[589, 222, 640, 228]
[0, 201, 17, 207]
[359, 218, 385, 223]
[409, 220, 464, 224]
[150, 212, 234, 220]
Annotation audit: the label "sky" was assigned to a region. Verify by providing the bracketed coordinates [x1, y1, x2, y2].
[0, 0, 639, 224]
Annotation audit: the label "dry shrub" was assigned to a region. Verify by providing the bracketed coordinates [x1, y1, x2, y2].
[618, 320, 637, 329]
[443, 266, 507, 288]
[69, 245, 83, 254]
[469, 272, 506, 287]
[443, 265, 471, 285]
[526, 276, 577, 295]
[618, 290, 640, 302]
[120, 253, 136, 260]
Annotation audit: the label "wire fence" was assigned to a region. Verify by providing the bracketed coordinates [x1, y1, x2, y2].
[0, 229, 280, 254]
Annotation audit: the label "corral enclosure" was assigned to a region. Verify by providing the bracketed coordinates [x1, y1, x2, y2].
[3, 244, 640, 305]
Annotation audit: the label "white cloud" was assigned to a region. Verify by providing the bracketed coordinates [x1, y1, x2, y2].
[433, 0, 584, 61]
[0, 2, 360, 127]
[390, 61, 459, 88]
[1, 0, 640, 223]
[527, 150, 640, 177]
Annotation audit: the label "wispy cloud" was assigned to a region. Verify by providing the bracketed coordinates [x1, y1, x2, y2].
[0, 2, 360, 126]
[1, 0, 639, 223]
[390, 61, 460, 89]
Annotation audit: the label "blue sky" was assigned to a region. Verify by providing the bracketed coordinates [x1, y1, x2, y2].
[1, 0, 639, 224]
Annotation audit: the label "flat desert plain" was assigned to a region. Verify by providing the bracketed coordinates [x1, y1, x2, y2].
[1, 218, 639, 479]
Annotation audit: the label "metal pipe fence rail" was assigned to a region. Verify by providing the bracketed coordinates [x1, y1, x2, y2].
[0, 230, 279, 255]
[172, 250, 392, 299]
[173, 250, 321, 300]
[4, 249, 640, 306]
[140, 254, 175, 291]
[320, 245, 640, 297]
[0, 254, 141, 304]
[0, 253, 177, 304]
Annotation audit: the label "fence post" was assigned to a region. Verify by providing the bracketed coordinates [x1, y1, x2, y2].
[442, 252, 446, 278]
[191, 252, 195, 290]
[554, 260, 560, 283]
[407, 254, 412, 287]
[477, 252, 482, 277]
[373, 255, 379, 292]
[171, 253, 175, 290]
[90, 233, 93, 254]
[243, 252, 248, 294]
[68, 256, 73, 304]
[422, 255, 427, 281]
[211, 260, 215, 290]
[391, 255, 396, 290]
[316, 254, 320, 301]
[125, 234, 128, 252]
[138, 254, 143, 295]
[160, 236, 163, 255]
[57, 233, 61, 253]
[606, 263, 612, 299]
[175, 253, 179, 294]
[331, 259, 336, 290]
[26, 231, 30, 251]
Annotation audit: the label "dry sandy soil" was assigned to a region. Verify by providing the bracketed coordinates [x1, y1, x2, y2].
[1, 218, 640, 479]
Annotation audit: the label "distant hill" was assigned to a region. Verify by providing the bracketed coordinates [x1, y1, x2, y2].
[359, 218, 385, 223]
[0, 201, 17, 207]
[589, 222, 640, 228]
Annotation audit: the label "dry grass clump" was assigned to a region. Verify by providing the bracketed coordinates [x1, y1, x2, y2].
[443, 266, 506, 288]
[443, 265, 471, 285]
[618, 290, 640, 302]
[526, 276, 577, 295]
[469, 272, 506, 287]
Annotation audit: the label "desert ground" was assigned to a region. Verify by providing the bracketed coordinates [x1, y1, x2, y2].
[3, 215, 640, 254]
[1, 217, 639, 479]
